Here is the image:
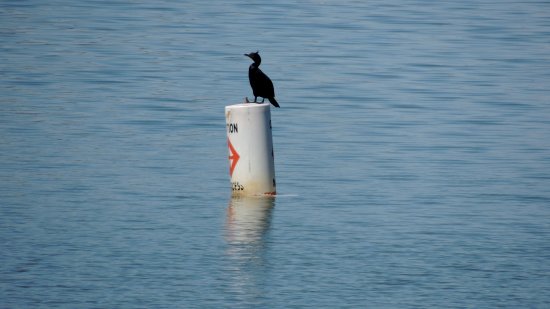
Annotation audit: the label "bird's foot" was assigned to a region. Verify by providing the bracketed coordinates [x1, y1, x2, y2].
[245, 97, 250, 103]
[261, 98, 265, 103]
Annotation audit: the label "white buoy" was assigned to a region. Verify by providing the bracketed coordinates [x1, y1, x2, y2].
[225, 103, 276, 196]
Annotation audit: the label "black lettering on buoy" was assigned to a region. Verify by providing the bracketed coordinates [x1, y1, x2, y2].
[231, 181, 244, 191]
[227, 123, 238, 134]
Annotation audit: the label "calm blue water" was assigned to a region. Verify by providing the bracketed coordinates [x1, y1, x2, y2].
[2, 0, 550, 307]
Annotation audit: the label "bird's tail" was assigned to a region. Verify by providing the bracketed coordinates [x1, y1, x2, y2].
[268, 97, 280, 108]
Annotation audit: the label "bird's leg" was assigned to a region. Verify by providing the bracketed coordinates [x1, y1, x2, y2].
[253, 96, 258, 103]
[261, 98, 265, 103]
[245, 97, 250, 103]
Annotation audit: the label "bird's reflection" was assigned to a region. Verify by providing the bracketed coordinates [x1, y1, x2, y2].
[225, 195, 275, 301]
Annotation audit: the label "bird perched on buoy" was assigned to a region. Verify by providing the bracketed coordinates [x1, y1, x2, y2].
[244, 51, 280, 108]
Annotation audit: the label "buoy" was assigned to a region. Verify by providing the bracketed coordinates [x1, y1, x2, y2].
[225, 103, 276, 196]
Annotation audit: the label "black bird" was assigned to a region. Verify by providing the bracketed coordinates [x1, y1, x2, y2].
[244, 51, 280, 108]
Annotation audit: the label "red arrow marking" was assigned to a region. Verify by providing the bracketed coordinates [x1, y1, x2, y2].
[227, 138, 240, 177]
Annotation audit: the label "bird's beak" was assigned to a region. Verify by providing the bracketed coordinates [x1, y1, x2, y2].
[244, 53, 251, 58]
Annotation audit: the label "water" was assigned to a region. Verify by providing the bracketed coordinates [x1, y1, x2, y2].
[1, 0, 550, 307]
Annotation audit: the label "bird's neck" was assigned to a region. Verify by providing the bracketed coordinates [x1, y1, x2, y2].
[249, 62, 260, 70]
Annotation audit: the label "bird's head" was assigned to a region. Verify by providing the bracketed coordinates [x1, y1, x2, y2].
[244, 51, 261, 65]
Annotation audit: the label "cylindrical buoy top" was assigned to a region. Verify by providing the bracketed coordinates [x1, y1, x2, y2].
[225, 103, 276, 196]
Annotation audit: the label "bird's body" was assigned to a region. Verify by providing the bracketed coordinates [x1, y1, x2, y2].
[245, 52, 280, 108]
